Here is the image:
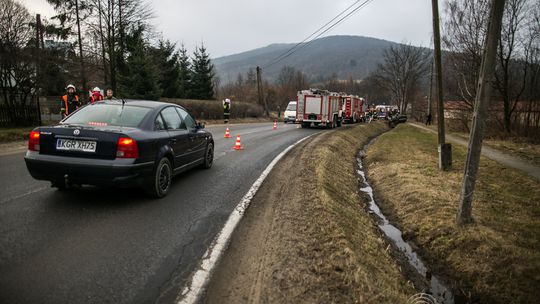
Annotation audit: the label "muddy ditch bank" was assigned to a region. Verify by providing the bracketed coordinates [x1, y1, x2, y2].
[203, 122, 434, 303]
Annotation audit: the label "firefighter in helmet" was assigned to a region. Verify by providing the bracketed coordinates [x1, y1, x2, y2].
[60, 84, 80, 118]
[89, 87, 104, 104]
[223, 98, 231, 123]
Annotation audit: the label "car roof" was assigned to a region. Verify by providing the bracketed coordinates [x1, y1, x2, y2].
[97, 99, 184, 110]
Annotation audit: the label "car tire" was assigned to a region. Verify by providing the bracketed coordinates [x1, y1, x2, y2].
[301, 122, 310, 128]
[146, 157, 172, 198]
[202, 142, 214, 169]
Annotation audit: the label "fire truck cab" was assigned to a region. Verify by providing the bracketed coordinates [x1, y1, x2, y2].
[342, 95, 367, 123]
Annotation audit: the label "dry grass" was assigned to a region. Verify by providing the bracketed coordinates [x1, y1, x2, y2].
[306, 122, 416, 302]
[423, 124, 540, 166]
[365, 124, 540, 303]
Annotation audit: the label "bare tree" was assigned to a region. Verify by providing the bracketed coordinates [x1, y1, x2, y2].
[443, 0, 491, 107]
[372, 44, 429, 113]
[494, 0, 530, 133]
[443, 0, 537, 134]
[0, 0, 34, 108]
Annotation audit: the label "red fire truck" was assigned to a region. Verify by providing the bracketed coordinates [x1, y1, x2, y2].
[296, 89, 343, 128]
[342, 95, 367, 123]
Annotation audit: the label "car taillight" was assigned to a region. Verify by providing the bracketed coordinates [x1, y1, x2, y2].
[116, 137, 139, 158]
[28, 131, 40, 151]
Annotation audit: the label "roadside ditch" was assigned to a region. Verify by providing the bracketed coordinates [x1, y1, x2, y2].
[203, 122, 444, 303]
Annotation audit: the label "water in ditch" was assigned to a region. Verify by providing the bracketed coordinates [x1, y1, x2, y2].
[357, 140, 454, 304]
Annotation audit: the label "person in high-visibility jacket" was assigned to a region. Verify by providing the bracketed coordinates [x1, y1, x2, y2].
[223, 98, 231, 123]
[89, 87, 103, 104]
[60, 84, 80, 118]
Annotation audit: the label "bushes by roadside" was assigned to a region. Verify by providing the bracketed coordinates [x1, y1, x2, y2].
[160, 98, 264, 120]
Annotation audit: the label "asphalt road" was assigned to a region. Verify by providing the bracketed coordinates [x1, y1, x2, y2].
[0, 122, 321, 304]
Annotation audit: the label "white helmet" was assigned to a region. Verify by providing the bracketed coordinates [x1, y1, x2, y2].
[93, 87, 101, 92]
[66, 84, 76, 90]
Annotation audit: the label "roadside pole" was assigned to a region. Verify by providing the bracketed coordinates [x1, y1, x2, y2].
[457, 0, 506, 225]
[431, 0, 451, 170]
[256, 66, 269, 117]
[428, 60, 433, 121]
[35, 14, 42, 126]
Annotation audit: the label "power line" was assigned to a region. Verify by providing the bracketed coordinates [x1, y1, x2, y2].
[263, 0, 376, 69]
[264, 0, 363, 68]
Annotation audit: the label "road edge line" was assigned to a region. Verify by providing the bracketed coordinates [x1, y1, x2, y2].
[177, 134, 315, 304]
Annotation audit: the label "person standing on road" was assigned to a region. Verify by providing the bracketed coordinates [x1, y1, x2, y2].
[426, 113, 432, 125]
[223, 98, 231, 123]
[105, 88, 116, 100]
[60, 84, 80, 118]
[89, 87, 103, 104]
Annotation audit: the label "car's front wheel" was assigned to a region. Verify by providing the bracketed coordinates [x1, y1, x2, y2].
[146, 157, 172, 198]
[202, 142, 214, 169]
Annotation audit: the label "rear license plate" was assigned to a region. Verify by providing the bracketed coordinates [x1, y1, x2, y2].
[56, 139, 97, 153]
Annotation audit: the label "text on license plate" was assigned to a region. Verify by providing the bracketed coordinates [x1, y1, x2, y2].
[56, 139, 97, 152]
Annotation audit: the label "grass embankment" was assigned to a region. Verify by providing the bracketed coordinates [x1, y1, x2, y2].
[365, 124, 540, 303]
[309, 122, 417, 302]
[0, 127, 33, 143]
[205, 122, 416, 303]
[421, 123, 540, 166]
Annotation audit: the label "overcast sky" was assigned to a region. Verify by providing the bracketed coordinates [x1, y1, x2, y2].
[22, 0, 434, 58]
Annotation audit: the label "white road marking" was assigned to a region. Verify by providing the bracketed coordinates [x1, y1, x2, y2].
[176, 134, 314, 304]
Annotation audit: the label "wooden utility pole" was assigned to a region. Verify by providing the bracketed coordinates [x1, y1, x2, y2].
[428, 60, 434, 118]
[431, 0, 452, 170]
[457, 0, 506, 225]
[35, 14, 43, 125]
[75, 0, 87, 99]
[256, 66, 269, 117]
[98, 0, 108, 85]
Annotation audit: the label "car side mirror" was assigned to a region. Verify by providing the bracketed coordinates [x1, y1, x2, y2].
[197, 122, 205, 129]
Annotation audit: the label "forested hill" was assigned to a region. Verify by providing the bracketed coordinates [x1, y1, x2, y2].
[213, 35, 400, 84]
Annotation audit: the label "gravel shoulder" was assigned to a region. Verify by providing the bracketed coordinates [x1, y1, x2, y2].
[204, 123, 416, 303]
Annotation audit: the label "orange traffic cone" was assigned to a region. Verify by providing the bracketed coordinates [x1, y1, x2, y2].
[272, 120, 277, 130]
[233, 135, 243, 150]
[224, 127, 231, 138]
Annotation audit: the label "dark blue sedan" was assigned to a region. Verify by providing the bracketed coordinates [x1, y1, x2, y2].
[24, 100, 214, 198]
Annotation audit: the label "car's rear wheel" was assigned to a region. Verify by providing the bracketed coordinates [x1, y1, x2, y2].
[202, 143, 214, 169]
[146, 157, 172, 198]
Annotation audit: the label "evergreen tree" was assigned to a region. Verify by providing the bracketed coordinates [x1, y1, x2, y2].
[150, 40, 180, 98]
[178, 44, 191, 99]
[117, 25, 160, 100]
[190, 44, 215, 100]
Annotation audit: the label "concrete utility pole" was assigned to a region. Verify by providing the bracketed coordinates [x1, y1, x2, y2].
[256, 66, 269, 117]
[431, 0, 452, 170]
[457, 0, 506, 225]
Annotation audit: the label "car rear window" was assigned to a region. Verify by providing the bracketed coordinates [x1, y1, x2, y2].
[63, 104, 151, 128]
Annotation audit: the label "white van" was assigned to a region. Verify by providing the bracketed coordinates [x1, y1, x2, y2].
[284, 101, 297, 123]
